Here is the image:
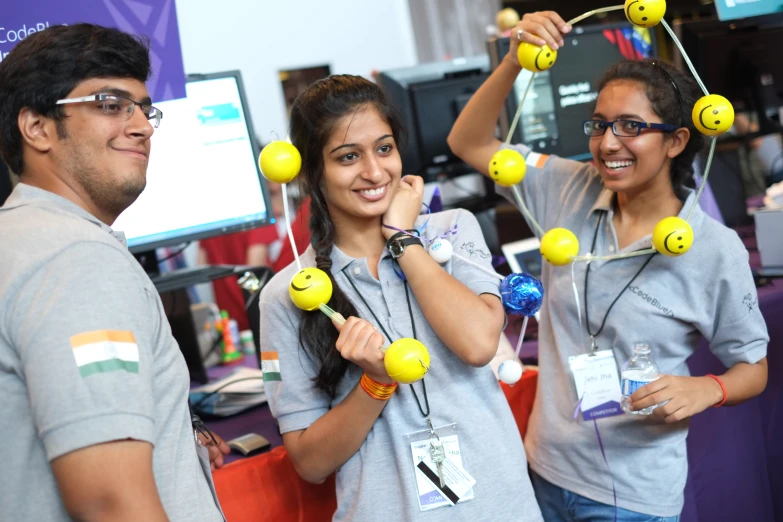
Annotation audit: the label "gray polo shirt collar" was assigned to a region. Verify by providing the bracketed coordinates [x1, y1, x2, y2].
[587, 187, 703, 254]
[6, 183, 128, 247]
[326, 241, 397, 275]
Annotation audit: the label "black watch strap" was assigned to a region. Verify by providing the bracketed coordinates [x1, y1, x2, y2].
[387, 232, 423, 258]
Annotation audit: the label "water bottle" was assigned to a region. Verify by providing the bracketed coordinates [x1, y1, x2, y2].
[621, 343, 660, 415]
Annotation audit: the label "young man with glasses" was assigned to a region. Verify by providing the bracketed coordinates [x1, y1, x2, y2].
[0, 24, 225, 521]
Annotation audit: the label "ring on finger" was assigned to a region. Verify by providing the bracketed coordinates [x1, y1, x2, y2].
[517, 28, 524, 41]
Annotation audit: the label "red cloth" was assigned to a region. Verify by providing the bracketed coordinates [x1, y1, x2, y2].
[272, 198, 312, 274]
[201, 226, 278, 331]
[212, 369, 537, 521]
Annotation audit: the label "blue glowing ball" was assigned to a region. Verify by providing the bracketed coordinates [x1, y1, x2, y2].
[500, 273, 544, 316]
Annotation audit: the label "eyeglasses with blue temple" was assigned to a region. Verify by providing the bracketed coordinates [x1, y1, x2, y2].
[583, 119, 677, 138]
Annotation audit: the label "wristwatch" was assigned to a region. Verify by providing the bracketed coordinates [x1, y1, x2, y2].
[387, 231, 423, 259]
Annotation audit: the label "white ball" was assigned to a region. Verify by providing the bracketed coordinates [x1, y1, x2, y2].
[498, 360, 524, 385]
[428, 238, 453, 264]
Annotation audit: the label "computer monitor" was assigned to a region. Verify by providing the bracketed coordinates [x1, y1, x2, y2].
[675, 14, 783, 135]
[377, 56, 491, 181]
[488, 21, 657, 161]
[113, 70, 272, 255]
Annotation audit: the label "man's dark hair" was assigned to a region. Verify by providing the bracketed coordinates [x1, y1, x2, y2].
[0, 24, 151, 174]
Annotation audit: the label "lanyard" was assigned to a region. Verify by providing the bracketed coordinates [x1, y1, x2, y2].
[584, 211, 656, 352]
[342, 266, 431, 420]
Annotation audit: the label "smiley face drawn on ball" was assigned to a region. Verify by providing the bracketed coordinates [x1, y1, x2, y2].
[534, 47, 555, 71]
[290, 273, 314, 292]
[698, 105, 719, 131]
[625, 0, 648, 26]
[663, 231, 686, 255]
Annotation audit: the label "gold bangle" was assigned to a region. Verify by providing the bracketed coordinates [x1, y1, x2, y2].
[360, 373, 397, 400]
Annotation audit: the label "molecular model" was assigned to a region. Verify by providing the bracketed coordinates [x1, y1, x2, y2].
[490, 0, 733, 266]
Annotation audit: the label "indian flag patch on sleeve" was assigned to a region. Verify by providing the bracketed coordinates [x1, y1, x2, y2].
[261, 351, 281, 382]
[69, 330, 140, 377]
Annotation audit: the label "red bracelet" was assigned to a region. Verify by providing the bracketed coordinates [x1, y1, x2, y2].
[706, 374, 727, 408]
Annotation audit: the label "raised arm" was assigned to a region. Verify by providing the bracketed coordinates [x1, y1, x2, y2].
[447, 11, 571, 174]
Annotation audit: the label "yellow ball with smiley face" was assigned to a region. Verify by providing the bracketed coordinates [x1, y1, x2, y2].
[624, 0, 666, 28]
[289, 268, 333, 311]
[517, 42, 557, 73]
[488, 149, 526, 187]
[259, 141, 302, 183]
[540, 228, 579, 266]
[652, 217, 694, 257]
[692, 95, 735, 136]
[384, 338, 430, 384]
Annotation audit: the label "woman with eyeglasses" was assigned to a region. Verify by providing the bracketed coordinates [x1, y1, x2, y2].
[448, 10, 768, 522]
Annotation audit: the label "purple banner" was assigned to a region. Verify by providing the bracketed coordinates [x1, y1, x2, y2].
[2, 0, 186, 102]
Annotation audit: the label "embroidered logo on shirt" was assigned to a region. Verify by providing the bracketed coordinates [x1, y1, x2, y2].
[69, 330, 139, 377]
[743, 293, 758, 312]
[261, 351, 281, 381]
[628, 286, 675, 318]
[460, 242, 491, 259]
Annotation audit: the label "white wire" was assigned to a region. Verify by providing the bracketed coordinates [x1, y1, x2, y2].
[686, 137, 717, 222]
[514, 315, 530, 358]
[281, 183, 301, 272]
[511, 185, 545, 237]
[506, 72, 536, 145]
[567, 5, 625, 26]
[660, 18, 709, 96]
[570, 248, 657, 263]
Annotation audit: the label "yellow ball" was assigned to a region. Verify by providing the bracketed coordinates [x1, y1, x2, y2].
[692, 95, 735, 136]
[652, 217, 693, 256]
[540, 228, 579, 266]
[496, 8, 520, 32]
[624, 0, 666, 28]
[259, 141, 302, 183]
[488, 149, 526, 187]
[384, 338, 430, 384]
[289, 268, 333, 311]
[517, 42, 557, 73]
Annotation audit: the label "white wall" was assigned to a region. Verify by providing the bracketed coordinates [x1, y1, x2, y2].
[174, 0, 418, 139]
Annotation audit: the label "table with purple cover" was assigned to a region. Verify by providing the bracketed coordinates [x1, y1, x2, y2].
[198, 230, 782, 521]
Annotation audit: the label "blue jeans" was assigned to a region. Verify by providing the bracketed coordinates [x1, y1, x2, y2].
[530, 470, 680, 522]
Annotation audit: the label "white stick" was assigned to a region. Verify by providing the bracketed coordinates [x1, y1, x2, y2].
[567, 5, 625, 26]
[506, 73, 536, 145]
[570, 248, 657, 262]
[511, 185, 545, 237]
[514, 315, 530, 358]
[686, 137, 717, 222]
[660, 18, 709, 96]
[281, 183, 301, 272]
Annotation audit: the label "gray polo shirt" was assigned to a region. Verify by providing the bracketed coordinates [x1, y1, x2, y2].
[259, 208, 543, 521]
[498, 144, 768, 517]
[0, 184, 223, 521]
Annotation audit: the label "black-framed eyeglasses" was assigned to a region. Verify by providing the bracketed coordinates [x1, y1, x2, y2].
[583, 119, 677, 138]
[56, 93, 163, 128]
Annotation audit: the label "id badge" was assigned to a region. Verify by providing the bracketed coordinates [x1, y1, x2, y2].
[404, 423, 476, 511]
[568, 350, 624, 420]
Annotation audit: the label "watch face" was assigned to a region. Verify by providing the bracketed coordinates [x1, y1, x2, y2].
[390, 241, 404, 257]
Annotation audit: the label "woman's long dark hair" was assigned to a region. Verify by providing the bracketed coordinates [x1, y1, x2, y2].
[597, 58, 705, 199]
[289, 75, 406, 398]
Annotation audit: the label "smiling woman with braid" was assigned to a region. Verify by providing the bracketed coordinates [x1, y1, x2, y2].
[256, 75, 543, 521]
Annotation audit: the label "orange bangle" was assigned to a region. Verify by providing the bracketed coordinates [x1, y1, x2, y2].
[706, 374, 727, 408]
[360, 373, 397, 401]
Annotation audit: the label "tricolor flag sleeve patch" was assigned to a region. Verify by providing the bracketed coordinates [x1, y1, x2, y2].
[69, 330, 140, 378]
[261, 351, 281, 382]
